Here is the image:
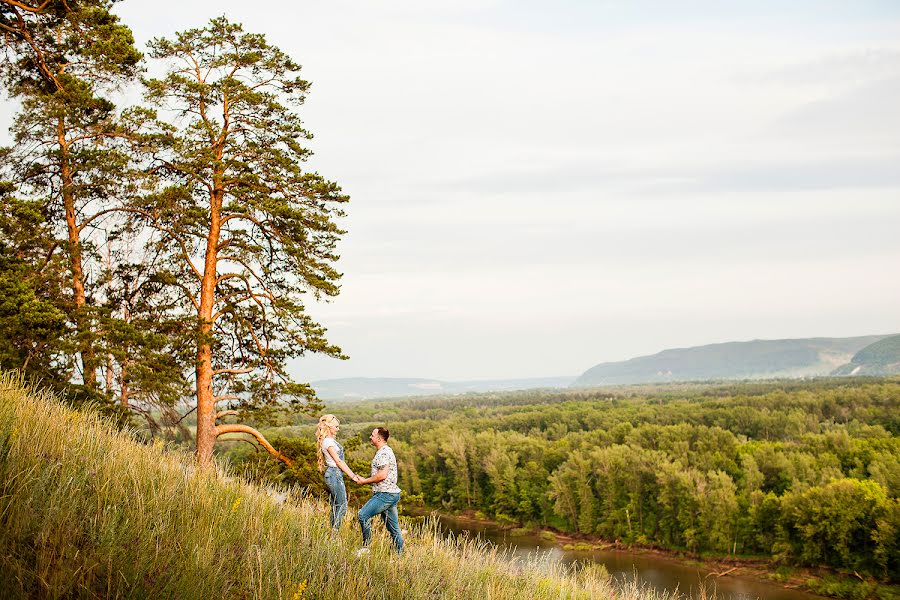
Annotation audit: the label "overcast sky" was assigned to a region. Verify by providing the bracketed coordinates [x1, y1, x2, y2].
[4, 1, 900, 381]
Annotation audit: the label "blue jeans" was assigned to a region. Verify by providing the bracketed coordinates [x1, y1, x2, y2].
[358, 492, 404, 552]
[324, 467, 347, 529]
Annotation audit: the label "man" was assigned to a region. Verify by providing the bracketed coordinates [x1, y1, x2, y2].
[351, 427, 404, 554]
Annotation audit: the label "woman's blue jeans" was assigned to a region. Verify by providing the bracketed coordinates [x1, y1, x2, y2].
[324, 467, 347, 529]
[358, 492, 404, 552]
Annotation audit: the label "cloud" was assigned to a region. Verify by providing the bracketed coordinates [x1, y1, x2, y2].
[756, 49, 900, 86]
[771, 75, 900, 146]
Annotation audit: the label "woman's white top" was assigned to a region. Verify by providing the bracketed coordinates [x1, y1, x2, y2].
[321, 436, 338, 468]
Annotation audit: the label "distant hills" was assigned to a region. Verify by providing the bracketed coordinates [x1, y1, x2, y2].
[311, 376, 576, 401]
[574, 334, 897, 387]
[312, 334, 900, 401]
[831, 334, 900, 376]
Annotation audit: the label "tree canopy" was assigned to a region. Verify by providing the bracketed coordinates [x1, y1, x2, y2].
[1, 9, 349, 465]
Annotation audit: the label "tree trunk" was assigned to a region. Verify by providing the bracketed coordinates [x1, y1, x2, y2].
[119, 360, 129, 408]
[106, 354, 114, 393]
[59, 116, 96, 389]
[195, 165, 223, 467]
[118, 304, 131, 408]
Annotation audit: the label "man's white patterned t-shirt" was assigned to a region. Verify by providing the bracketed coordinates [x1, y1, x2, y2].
[370, 445, 401, 493]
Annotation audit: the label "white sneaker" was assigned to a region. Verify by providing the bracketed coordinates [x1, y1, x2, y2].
[355, 547, 370, 557]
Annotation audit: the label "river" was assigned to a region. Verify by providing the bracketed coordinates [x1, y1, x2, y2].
[433, 514, 828, 600]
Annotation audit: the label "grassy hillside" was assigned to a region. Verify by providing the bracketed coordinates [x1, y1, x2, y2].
[0, 372, 676, 599]
[575, 335, 892, 386]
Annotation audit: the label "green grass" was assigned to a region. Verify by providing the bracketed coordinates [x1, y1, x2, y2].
[0, 372, 695, 599]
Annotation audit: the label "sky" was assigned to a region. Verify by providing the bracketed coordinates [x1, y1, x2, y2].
[4, 1, 900, 381]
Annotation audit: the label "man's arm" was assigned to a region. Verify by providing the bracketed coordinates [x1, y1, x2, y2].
[356, 465, 389, 485]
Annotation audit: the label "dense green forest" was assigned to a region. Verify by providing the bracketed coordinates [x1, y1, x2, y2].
[236, 379, 900, 582]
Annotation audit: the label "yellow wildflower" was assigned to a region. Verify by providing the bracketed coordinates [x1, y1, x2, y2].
[230, 497, 242, 514]
[291, 580, 308, 600]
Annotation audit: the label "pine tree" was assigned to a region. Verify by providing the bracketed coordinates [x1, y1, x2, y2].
[141, 17, 348, 466]
[0, 181, 69, 381]
[1, 0, 142, 391]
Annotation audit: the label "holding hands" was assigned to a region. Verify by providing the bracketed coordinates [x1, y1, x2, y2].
[350, 472, 364, 484]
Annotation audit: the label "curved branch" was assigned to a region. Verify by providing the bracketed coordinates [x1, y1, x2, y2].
[215, 258, 275, 304]
[215, 409, 238, 420]
[215, 272, 243, 285]
[8, 5, 64, 91]
[3, 1, 55, 13]
[215, 423, 294, 467]
[211, 293, 251, 322]
[220, 212, 269, 229]
[209, 269, 273, 328]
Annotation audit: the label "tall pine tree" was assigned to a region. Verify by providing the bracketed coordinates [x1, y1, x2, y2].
[141, 17, 348, 466]
[0, 0, 142, 391]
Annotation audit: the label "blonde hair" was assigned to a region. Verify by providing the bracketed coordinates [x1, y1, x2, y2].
[316, 414, 340, 472]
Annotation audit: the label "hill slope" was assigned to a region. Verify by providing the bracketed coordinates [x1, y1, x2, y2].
[574, 334, 893, 387]
[0, 373, 647, 599]
[832, 334, 900, 376]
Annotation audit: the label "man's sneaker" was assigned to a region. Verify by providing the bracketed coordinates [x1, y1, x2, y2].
[355, 547, 370, 557]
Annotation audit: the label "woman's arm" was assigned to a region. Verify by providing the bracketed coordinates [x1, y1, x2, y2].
[326, 446, 358, 480]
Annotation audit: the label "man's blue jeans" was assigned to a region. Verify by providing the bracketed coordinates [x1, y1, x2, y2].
[357, 492, 404, 552]
[324, 467, 347, 529]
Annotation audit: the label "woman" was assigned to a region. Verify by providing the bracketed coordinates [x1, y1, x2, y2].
[316, 414, 359, 530]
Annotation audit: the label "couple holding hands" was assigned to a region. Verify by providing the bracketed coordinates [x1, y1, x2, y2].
[316, 414, 404, 554]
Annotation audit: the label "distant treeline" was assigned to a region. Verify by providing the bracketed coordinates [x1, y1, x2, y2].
[295, 380, 899, 580]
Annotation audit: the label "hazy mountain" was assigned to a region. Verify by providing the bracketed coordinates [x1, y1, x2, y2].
[312, 376, 576, 401]
[313, 334, 898, 401]
[573, 334, 895, 387]
[831, 334, 900, 376]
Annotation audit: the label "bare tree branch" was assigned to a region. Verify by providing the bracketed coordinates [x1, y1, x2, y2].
[174, 405, 197, 425]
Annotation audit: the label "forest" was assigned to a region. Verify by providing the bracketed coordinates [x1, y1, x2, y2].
[230, 379, 900, 583]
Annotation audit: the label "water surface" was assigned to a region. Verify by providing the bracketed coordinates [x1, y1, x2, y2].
[433, 514, 827, 600]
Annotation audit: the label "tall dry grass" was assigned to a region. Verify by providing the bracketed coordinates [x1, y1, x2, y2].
[0, 372, 700, 599]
